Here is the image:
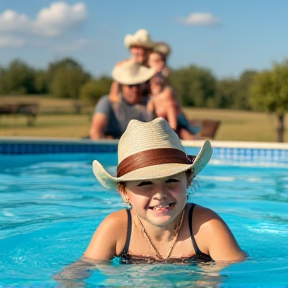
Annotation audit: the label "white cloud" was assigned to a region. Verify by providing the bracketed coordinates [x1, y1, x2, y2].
[34, 2, 87, 36]
[0, 36, 24, 47]
[0, 1, 87, 41]
[179, 13, 220, 26]
[0, 10, 32, 34]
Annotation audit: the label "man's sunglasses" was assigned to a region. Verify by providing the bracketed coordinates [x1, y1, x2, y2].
[128, 84, 141, 88]
[128, 81, 149, 89]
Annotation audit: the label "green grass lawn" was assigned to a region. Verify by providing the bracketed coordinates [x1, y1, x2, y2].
[183, 107, 288, 142]
[1, 95, 287, 142]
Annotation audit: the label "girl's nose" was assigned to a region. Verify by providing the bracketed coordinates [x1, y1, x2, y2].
[153, 193, 167, 200]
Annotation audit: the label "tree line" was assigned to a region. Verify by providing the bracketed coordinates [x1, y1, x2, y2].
[0, 57, 263, 110]
[1, 57, 287, 141]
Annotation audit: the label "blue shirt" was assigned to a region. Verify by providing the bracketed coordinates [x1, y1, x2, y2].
[94, 95, 152, 138]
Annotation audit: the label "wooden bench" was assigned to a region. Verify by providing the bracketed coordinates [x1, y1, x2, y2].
[189, 119, 221, 139]
[0, 103, 39, 126]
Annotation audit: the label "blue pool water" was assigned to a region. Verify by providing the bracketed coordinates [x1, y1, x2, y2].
[0, 151, 288, 287]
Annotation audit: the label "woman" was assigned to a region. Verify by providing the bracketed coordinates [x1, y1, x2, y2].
[85, 118, 245, 263]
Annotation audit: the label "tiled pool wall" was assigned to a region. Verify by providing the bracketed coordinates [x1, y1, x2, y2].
[0, 138, 288, 164]
[0, 141, 118, 155]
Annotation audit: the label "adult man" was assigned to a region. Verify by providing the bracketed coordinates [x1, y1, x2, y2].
[89, 61, 155, 139]
[109, 29, 155, 102]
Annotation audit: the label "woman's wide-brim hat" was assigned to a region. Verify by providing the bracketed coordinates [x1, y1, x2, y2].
[154, 42, 171, 56]
[112, 60, 155, 85]
[124, 29, 156, 49]
[92, 118, 212, 189]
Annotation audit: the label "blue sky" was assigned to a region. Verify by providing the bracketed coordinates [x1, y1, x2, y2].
[0, 0, 287, 79]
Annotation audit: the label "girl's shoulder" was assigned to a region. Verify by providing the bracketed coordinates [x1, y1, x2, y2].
[192, 204, 232, 243]
[93, 209, 129, 241]
[83, 209, 129, 260]
[94, 209, 129, 243]
[159, 86, 175, 100]
[162, 86, 178, 103]
[102, 209, 128, 228]
[193, 204, 222, 223]
[191, 205, 246, 262]
[162, 85, 174, 94]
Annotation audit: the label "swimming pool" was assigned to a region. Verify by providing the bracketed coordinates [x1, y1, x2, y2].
[0, 139, 288, 287]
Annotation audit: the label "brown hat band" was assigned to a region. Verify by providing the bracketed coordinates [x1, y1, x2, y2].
[117, 148, 196, 177]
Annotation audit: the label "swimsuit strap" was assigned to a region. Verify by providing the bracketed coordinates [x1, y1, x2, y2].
[188, 203, 201, 255]
[119, 209, 132, 257]
[188, 203, 211, 261]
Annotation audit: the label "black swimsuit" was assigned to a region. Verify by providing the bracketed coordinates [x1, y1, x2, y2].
[118, 203, 212, 264]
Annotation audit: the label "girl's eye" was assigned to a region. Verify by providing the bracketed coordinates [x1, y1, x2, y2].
[137, 181, 153, 187]
[166, 179, 179, 183]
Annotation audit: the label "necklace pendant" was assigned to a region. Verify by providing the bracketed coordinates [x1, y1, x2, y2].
[136, 205, 186, 261]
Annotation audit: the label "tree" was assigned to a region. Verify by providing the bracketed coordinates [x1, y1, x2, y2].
[250, 60, 288, 142]
[80, 76, 112, 105]
[34, 69, 49, 94]
[235, 70, 258, 110]
[48, 58, 90, 98]
[169, 65, 216, 108]
[0, 59, 37, 94]
[213, 71, 257, 110]
[214, 78, 239, 109]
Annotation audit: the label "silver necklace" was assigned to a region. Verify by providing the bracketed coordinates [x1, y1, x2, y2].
[136, 206, 186, 260]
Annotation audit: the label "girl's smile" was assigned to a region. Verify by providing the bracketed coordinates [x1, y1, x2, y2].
[148, 202, 174, 212]
[123, 172, 188, 226]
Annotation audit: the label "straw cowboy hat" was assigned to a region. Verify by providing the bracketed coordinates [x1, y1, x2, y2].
[124, 29, 156, 49]
[112, 60, 155, 85]
[93, 117, 212, 189]
[154, 42, 171, 56]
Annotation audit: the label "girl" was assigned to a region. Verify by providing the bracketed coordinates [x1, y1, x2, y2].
[84, 117, 245, 263]
[147, 45, 202, 140]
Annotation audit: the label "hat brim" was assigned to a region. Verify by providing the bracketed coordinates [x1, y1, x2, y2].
[112, 66, 156, 85]
[92, 140, 212, 189]
[127, 41, 156, 49]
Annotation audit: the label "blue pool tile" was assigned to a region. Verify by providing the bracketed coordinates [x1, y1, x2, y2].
[0, 141, 287, 164]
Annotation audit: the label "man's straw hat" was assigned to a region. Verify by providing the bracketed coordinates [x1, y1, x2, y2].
[112, 60, 155, 85]
[92, 118, 212, 189]
[124, 29, 156, 49]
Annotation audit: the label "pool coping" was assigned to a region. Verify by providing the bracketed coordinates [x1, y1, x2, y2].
[1, 137, 288, 164]
[0, 136, 288, 149]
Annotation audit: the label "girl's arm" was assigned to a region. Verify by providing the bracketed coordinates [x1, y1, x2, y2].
[194, 206, 246, 262]
[166, 103, 178, 131]
[163, 87, 178, 131]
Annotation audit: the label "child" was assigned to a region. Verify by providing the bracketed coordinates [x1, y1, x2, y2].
[84, 117, 245, 263]
[147, 45, 202, 140]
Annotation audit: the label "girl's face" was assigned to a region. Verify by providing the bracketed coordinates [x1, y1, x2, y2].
[149, 73, 164, 95]
[147, 52, 165, 72]
[123, 172, 188, 227]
